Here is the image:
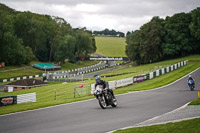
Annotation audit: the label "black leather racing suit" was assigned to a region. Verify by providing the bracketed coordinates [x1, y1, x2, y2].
[95, 80, 114, 98]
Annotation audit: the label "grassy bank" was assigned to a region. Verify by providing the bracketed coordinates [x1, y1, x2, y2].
[115, 118, 200, 133]
[0, 68, 43, 80]
[0, 55, 199, 115]
[95, 36, 127, 57]
[189, 98, 200, 105]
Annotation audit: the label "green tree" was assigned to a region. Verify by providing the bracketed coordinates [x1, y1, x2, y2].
[139, 17, 165, 64]
[75, 29, 96, 57]
[0, 11, 34, 65]
[189, 7, 200, 53]
[0, 3, 97, 65]
[126, 17, 165, 64]
[126, 30, 141, 64]
[162, 13, 193, 57]
[93, 29, 125, 37]
[49, 17, 73, 62]
[14, 12, 49, 61]
[54, 35, 76, 64]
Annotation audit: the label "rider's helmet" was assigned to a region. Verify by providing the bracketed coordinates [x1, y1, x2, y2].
[189, 75, 192, 78]
[95, 76, 101, 83]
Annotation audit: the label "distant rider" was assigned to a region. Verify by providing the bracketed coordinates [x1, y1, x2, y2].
[95, 76, 115, 97]
[188, 75, 195, 85]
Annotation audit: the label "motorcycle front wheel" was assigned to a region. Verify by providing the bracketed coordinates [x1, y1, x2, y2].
[98, 95, 107, 109]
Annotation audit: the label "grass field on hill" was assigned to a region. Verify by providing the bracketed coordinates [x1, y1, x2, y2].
[0, 55, 200, 115]
[95, 36, 127, 57]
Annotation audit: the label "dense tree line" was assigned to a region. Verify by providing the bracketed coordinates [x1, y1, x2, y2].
[0, 4, 96, 65]
[126, 8, 200, 64]
[93, 29, 125, 37]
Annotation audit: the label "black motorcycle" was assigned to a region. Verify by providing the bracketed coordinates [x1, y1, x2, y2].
[94, 85, 117, 109]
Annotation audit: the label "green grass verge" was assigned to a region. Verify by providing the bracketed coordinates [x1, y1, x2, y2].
[189, 98, 200, 105]
[0, 68, 43, 80]
[0, 55, 199, 115]
[114, 118, 200, 133]
[95, 36, 127, 57]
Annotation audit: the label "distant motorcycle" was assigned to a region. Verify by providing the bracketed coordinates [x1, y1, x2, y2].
[94, 85, 117, 109]
[188, 80, 195, 91]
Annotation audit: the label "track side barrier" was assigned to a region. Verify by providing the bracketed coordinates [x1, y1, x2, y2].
[91, 60, 188, 94]
[0, 92, 36, 107]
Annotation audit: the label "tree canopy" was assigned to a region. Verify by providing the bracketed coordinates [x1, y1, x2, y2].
[93, 29, 125, 37]
[126, 8, 200, 64]
[0, 3, 96, 65]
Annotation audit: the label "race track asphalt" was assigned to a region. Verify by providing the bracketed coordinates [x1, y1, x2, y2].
[0, 68, 199, 133]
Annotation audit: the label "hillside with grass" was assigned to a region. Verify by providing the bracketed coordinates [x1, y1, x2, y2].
[95, 36, 127, 57]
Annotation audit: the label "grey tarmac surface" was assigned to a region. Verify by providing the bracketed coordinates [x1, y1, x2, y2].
[0, 68, 200, 133]
[110, 104, 200, 132]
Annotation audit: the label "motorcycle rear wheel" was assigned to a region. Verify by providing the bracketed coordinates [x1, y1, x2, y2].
[111, 97, 117, 107]
[190, 86, 194, 91]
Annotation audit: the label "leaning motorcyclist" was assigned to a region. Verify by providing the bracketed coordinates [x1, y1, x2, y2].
[94, 76, 114, 97]
[188, 75, 195, 85]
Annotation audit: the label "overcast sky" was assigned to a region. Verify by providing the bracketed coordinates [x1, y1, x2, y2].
[0, 0, 200, 33]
